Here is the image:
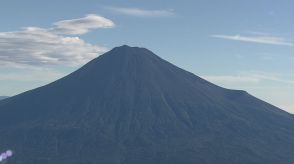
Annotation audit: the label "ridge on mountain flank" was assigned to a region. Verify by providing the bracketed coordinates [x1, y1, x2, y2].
[0, 96, 8, 100]
[0, 45, 293, 164]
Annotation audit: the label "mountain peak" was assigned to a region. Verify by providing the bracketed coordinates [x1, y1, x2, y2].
[109, 45, 152, 56]
[114, 44, 144, 49]
[116, 44, 134, 48]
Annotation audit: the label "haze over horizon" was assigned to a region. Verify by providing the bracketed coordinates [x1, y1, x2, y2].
[0, 0, 293, 113]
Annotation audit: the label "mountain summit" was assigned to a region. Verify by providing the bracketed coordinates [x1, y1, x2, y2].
[0, 45, 294, 164]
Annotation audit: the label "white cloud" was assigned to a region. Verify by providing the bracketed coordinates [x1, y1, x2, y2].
[0, 14, 114, 67]
[253, 74, 294, 84]
[202, 72, 294, 84]
[202, 72, 294, 113]
[0, 28, 107, 66]
[211, 34, 294, 46]
[0, 67, 67, 96]
[52, 14, 115, 35]
[202, 75, 260, 84]
[0, 14, 115, 96]
[107, 7, 174, 17]
[0, 69, 64, 82]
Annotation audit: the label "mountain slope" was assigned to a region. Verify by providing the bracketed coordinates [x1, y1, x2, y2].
[0, 45, 293, 164]
[0, 96, 8, 100]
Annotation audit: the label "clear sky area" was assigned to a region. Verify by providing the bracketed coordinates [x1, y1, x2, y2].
[0, 0, 293, 113]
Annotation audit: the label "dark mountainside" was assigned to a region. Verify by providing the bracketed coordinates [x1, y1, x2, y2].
[0, 45, 293, 164]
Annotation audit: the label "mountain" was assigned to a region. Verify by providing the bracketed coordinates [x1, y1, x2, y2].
[0, 96, 8, 100]
[0, 45, 293, 164]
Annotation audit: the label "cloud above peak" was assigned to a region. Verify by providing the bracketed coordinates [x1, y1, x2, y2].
[106, 7, 174, 17]
[0, 14, 114, 67]
[52, 14, 115, 35]
[211, 33, 294, 46]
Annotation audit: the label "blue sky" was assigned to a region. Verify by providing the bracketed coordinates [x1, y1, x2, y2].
[0, 0, 293, 113]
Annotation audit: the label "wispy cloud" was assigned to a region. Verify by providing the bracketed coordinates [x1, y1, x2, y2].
[210, 33, 294, 46]
[0, 67, 67, 96]
[0, 14, 114, 67]
[0, 68, 64, 82]
[202, 72, 294, 84]
[202, 72, 294, 114]
[202, 75, 260, 84]
[51, 14, 114, 35]
[106, 6, 174, 17]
